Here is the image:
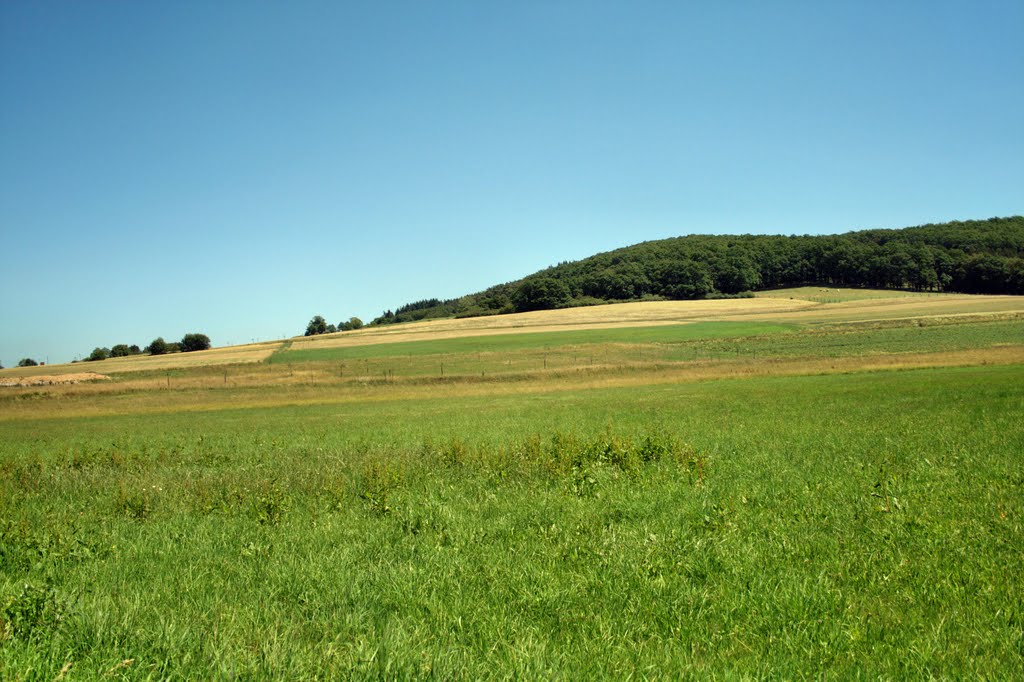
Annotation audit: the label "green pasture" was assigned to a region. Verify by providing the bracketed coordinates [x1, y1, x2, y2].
[2, 362, 1023, 678]
[273, 321, 797, 363]
[265, 318, 1024, 381]
[659, 316, 1024, 361]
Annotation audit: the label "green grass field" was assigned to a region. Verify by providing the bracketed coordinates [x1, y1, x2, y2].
[268, 317, 1023, 382]
[273, 321, 798, 363]
[2, 298, 1023, 678]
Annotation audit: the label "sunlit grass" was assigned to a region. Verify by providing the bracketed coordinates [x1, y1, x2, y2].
[2, 307, 1023, 678]
[272, 321, 797, 363]
[1, 365, 1022, 677]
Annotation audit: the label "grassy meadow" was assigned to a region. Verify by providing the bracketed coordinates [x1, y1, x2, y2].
[1, 290, 1023, 678]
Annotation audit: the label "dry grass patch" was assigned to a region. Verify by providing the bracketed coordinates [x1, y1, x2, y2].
[0, 341, 284, 378]
[97, 342, 283, 373]
[5, 288, 1020, 378]
[0, 372, 110, 387]
[742, 295, 1024, 324]
[4, 344, 1020, 422]
[755, 286, 951, 303]
[292, 292, 1024, 352]
[292, 298, 814, 351]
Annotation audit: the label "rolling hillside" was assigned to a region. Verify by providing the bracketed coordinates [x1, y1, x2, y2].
[2, 286, 1023, 677]
[371, 216, 1024, 325]
[2, 287, 1021, 413]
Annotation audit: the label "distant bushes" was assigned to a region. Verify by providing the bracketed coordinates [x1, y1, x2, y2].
[305, 316, 329, 336]
[78, 333, 210, 362]
[180, 333, 211, 353]
[111, 344, 141, 357]
[304, 315, 363, 336]
[145, 338, 171, 356]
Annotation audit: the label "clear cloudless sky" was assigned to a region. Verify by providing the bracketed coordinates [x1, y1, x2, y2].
[2, 1, 1022, 365]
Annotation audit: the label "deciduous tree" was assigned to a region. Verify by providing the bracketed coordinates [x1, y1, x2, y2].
[305, 315, 328, 336]
[146, 338, 169, 355]
[512, 278, 571, 312]
[180, 333, 211, 352]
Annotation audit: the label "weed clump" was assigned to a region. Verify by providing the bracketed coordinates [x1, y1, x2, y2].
[417, 431, 705, 492]
[0, 521, 97, 575]
[253, 481, 289, 526]
[535, 431, 704, 478]
[117, 486, 155, 520]
[357, 459, 402, 516]
[0, 582, 67, 642]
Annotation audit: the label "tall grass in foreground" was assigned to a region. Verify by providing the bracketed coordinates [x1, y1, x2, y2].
[1, 365, 1022, 678]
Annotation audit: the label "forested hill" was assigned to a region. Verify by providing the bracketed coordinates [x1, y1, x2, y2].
[373, 216, 1024, 325]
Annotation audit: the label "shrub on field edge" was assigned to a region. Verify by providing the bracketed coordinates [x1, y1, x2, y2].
[146, 337, 168, 355]
[305, 315, 328, 336]
[180, 333, 211, 352]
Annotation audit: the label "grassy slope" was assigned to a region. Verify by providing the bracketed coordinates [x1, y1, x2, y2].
[286, 291, 1024, 361]
[3, 288, 1022, 379]
[1, 365, 1022, 677]
[0, 317, 1020, 424]
[1, 288, 1023, 678]
[272, 318, 1024, 366]
[272, 321, 797, 362]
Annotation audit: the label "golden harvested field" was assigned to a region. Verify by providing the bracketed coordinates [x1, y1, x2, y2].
[3, 288, 1022, 378]
[1, 344, 1020, 423]
[292, 289, 1024, 352]
[288, 297, 815, 351]
[97, 341, 284, 372]
[743, 294, 1024, 323]
[755, 286, 949, 302]
[0, 340, 283, 378]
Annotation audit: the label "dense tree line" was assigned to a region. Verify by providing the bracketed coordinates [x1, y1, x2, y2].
[372, 299, 444, 325]
[371, 217, 1024, 325]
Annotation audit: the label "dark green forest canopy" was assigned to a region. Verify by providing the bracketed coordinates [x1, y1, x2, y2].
[373, 216, 1024, 325]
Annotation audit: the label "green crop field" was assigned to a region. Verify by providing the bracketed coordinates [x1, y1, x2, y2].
[268, 317, 1024, 382]
[272, 321, 799, 363]
[2, 294, 1023, 679]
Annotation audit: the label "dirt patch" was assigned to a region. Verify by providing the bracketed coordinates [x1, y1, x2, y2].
[0, 372, 111, 387]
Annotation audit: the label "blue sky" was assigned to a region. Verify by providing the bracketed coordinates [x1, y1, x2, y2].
[2, 1, 1022, 365]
